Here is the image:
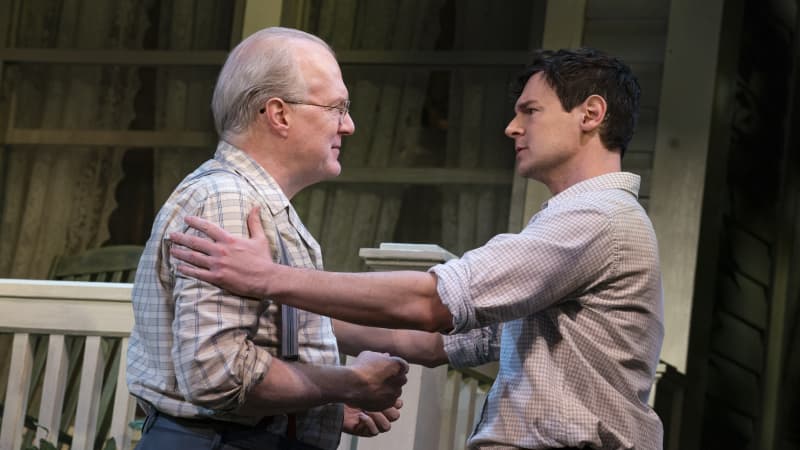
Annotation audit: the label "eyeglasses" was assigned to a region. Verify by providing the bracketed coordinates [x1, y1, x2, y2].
[283, 99, 351, 125]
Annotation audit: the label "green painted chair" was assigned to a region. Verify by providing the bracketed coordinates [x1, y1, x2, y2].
[48, 245, 144, 283]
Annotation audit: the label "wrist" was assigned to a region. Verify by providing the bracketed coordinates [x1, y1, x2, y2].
[260, 260, 283, 298]
[340, 365, 366, 404]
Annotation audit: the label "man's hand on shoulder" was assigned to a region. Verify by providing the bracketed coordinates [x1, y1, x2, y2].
[169, 206, 273, 298]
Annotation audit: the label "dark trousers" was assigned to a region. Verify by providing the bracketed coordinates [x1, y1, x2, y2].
[135, 411, 322, 450]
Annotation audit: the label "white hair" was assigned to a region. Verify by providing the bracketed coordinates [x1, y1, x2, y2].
[211, 27, 335, 140]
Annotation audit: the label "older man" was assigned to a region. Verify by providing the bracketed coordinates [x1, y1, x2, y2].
[127, 27, 408, 450]
[170, 48, 665, 450]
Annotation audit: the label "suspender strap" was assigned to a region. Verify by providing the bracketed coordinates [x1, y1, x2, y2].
[187, 168, 300, 360]
[272, 222, 299, 439]
[273, 224, 299, 361]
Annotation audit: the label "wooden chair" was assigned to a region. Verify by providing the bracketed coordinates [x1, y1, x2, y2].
[4, 246, 143, 449]
[48, 245, 144, 283]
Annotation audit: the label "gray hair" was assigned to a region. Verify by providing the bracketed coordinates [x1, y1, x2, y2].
[211, 27, 334, 139]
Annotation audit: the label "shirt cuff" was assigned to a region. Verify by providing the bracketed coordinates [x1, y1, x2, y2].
[430, 259, 475, 334]
[443, 326, 500, 368]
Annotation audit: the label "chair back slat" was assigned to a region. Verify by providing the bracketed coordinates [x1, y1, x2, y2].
[72, 336, 105, 450]
[108, 272, 124, 283]
[49, 246, 144, 283]
[36, 334, 70, 445]
[0, 333, 35, 450]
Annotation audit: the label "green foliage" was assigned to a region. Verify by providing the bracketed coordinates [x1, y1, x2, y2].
[129, 418, 145, 431]
[23, 439, 57, 450]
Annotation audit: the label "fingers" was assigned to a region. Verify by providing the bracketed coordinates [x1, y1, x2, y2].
[358, 412, 380, 436]
[358, 405, 400, 435]
[184, 215, 231, 243]
[380, 405, 401, 422]
[174, 262, 204, 279]
[390, 356, 410, 374]
[343, 405, 378, 437]
[168, 231, 217, 256]
[170, 245, 214, 270]
[391, 373, 407, 390]
[365, 410, 391, 432]
[246, 206, 266, 240]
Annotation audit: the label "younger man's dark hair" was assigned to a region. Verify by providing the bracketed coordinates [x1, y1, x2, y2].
[511, 48, 641, 157]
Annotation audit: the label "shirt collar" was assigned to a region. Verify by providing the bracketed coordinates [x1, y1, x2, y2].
[543, 172, 641, 209]
[213, 140, 291, 216]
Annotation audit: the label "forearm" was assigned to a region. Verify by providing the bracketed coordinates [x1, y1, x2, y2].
[240, 359, 359, 415]
[240, 350, 407, 415]
[265, 267, 453, 332]
[334, 320, 449, 368]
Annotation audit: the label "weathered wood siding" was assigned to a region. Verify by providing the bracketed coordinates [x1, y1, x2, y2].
[285, 0, 544, 268]
[583, 0, 670, 209]
[700, 1, 799, 448]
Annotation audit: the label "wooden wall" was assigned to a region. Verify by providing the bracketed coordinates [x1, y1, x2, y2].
[583, 0, 670, 209]
[643, 0, 800, 447]
[283, 0, 545, 270]
[700, 1, 800, 448]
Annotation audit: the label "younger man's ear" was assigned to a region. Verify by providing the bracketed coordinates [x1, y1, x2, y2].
[580, 94, 607, 132]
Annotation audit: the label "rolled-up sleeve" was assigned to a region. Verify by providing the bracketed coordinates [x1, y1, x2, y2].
[443, 324, 501, 368]
[169, 187, 275, 412]
[430, 201, 616, 334]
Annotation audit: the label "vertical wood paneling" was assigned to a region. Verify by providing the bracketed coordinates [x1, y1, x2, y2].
[583, 0, 669, 207]
[511, 0, 585, 228]
[647, 0, 732, 373]
[759, 5, 800, 445]
[694, 1, 800, 448]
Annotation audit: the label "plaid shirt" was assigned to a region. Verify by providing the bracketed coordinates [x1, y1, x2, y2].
[434, 173, 664, 450]
[127, 141, 342, 450]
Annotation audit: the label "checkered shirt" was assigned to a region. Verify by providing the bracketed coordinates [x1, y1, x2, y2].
[127, 141, 343, 450]
[433, 172, 664, 450]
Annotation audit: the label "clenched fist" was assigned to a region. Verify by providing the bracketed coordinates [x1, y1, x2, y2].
[346, 351, 409, 411]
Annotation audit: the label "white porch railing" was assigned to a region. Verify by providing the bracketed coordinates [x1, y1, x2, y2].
[341, 243, 496, 450]
[1, 241, 673, 450]
[0, 275, 490, 450]
[0, 279, 137, 450]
